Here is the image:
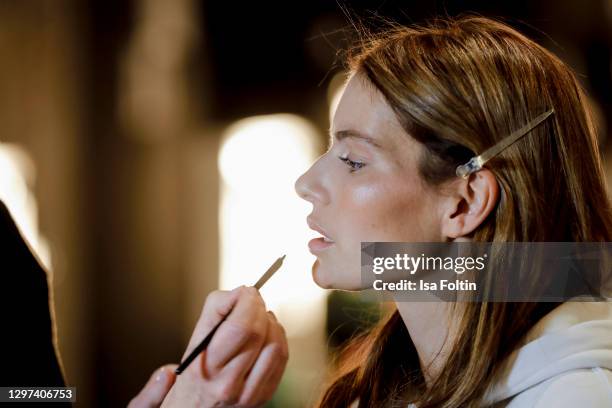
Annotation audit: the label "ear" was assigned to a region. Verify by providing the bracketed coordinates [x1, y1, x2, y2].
[440, 169, 499, 239]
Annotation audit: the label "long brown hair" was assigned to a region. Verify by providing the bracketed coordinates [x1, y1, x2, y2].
[315, 15, 612, 408]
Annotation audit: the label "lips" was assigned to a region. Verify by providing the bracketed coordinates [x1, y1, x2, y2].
[306, 216, 335, 254]
[306, 216, 334, 242]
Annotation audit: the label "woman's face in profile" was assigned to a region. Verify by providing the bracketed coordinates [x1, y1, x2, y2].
[295, 72, 445, 290]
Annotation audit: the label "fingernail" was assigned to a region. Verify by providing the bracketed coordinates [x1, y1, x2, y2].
[155, 368, 168, 383]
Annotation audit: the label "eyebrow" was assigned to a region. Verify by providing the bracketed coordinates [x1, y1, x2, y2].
[328, 129, 384, 149]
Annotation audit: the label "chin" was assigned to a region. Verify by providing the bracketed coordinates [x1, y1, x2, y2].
[311, 260, 333, 289]
[311, 260, 363, 291]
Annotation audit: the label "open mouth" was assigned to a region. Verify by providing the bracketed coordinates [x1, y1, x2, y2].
[308, 237, 335, 253]
[306, 216, 335, 253]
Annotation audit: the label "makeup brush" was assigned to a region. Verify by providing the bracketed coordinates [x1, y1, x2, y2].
[175, 254, 286, 374]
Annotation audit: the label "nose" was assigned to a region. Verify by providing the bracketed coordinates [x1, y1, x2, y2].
[294, 161, 329, 205]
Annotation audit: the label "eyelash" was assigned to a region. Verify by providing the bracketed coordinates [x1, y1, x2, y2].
[338, 155, 366, 172]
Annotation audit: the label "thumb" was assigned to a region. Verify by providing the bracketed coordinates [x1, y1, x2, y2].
[187, 286, 244, 351]
[128, 365, 178, 408]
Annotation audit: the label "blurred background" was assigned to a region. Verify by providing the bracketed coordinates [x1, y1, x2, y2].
[1, 0, 611, 406]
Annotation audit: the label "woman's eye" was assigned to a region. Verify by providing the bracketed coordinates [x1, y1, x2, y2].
[338, 155, 366, 172]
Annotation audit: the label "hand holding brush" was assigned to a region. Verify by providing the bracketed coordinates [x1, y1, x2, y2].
[159, 255, 288, 407]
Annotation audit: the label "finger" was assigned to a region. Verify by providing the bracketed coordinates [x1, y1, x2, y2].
[204, 286, 268, 372]
[238, 312, 289, 406]
[194, 334, 269, 407]
[183, 286, 243, 359]
[241, 318, 288, 406]
[241, 316, 288, 406]
[197, 345, 258, 405]
[128, 364, 179, 408]
[200, 313, 277, 406]
[246, 357, 286, 408]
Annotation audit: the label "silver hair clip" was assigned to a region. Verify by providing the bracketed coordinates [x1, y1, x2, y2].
[456, 109, 555, 178]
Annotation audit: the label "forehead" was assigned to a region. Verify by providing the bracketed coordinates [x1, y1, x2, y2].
[332, 73, 406, 147]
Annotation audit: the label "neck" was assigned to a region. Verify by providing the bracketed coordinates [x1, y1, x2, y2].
[393, 299, 462, 386]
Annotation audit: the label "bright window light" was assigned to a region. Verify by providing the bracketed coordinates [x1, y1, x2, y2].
[218, 114, 325, 337]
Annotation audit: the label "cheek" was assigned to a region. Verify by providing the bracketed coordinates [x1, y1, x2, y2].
[340, 177, 435, 241]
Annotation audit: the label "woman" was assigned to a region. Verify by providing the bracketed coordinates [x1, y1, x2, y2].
[294, 15, 612, 408]
[138, 14, 612, 408]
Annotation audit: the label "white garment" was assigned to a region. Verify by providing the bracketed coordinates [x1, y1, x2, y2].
[354, 302, 612, 407]
[483, 301, 612, 407]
